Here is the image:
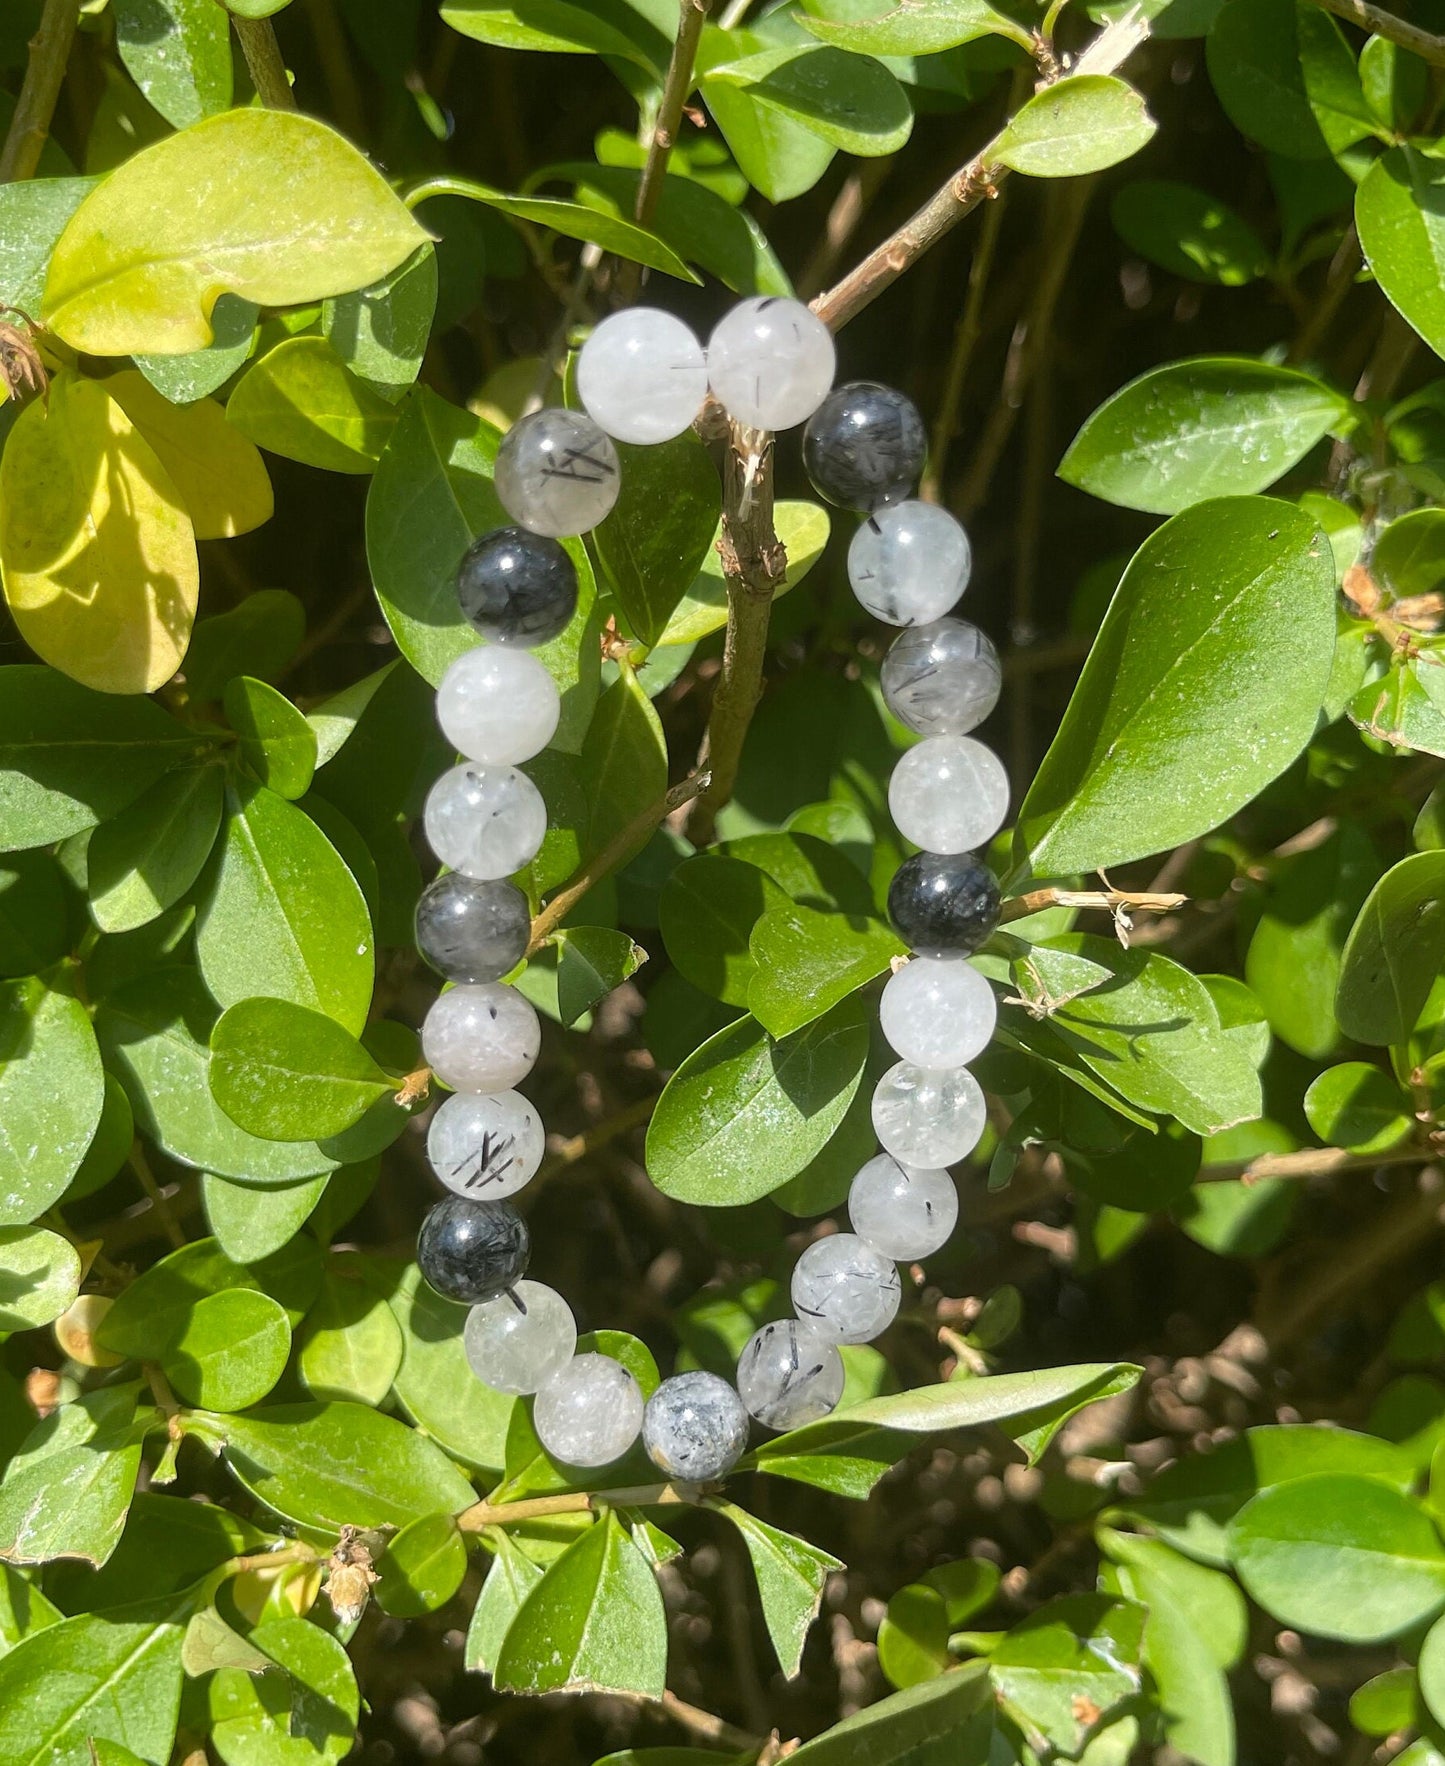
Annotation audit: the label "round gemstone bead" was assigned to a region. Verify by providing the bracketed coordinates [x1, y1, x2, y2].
[533, 1353, 644, 1467]
[456, 527, 578, 647]
[422, 763, 547, 881]
[422, 982, 540, 1093]
[791, 1233, 901, 1345]
[888, 852, 1001, 957]
[642, 1371, 750, 1483]
[707, 296, 836, 431]
[417, 1196, 529, 1304]
[427, 1090, 544, 1199]
[847, 501, 971, 627]
[494, 408, 621, 537]
[888, 736, 1009, 855]
[872, 1061, 987, 1167]
[463, 1279, 576, 1395]
[577, 307, 709, 445]
[736, 1319, 845, 1430]
[881, 618, 1001, 738]
[415, 873, 530, 985]
[436, 645, 560, 765]
[802, 380, 926, 511]
[880, 957, 996, 1069]
[848, 1155, 959, 1260]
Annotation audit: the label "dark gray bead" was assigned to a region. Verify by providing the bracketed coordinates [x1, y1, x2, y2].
[802, 381, 927, 511]
[417, 1196, 530, 1304]
[887, 852, 1001, 957]
[456, 526, 578, 647]
[415, 873, 530, 984]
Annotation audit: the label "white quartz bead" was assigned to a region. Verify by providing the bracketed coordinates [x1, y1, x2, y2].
[464, 1279, 577, 1395]
[427, 1090, 545, 1199]
[533, 1352, 644, 1467]
[872, 1061, 986, 1167]
[847, 501, 971, 628]
[888, 736, 1009, 855]
[422, 983, 540, 1093]
[423, 763, 547, 881]
[642, 1371, 750, 1483]
[736, 1319, 845, 1430]
[882, 619, 1001, 737]
[707, 297, 836, 431]
[848, 1155, 960, 1261]
[577, 308, 709, 445]
[791, 1233, 901, 1345]
[436, 646, 560, 766]
[880, 958, 996, 1069]
[495, 407, 621, 537]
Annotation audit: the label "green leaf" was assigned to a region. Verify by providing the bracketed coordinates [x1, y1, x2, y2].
[1229, 1473, 1445, 1641]
[113, 0, 232, 129]
[1305, 1061, 1413, 1153]
[156, 1288, 291, 1412]
[0, 666, 203, 851]
[647, 995, 870, 1205]
[659, 501, 829, 646]
[202, 1170, 328, 1264]
[581, 667, 668, 865]
[1349, 656, 1445, 758]
[1419, 1612, 1445, 1730]
[0, 851, 71, 978]
[592, 428, 720, 648]
[0, 1387, 143, 1568]
[439, 0, 668, 69]
[227, 337, 399, 474]
[1060, 359, 1350, 514]
[375, 1512, 468, 1617]
[659, 852, 792, 1006]
[494, 1510, 666, 1695]
[747, 902, 904, 1039]
[988, 1594, 1144, 1757]
[0, 1561, 61, 1658]
[698, 28, 836, 205]
[712, 1502, 841, 1677]
[706, 45, 913, 158]
[554, 926, 647, 1027]
[86, 763, 224, 934]
[0, 1594, 189, 1766]
[135, 293, 258, 406]
[799, 0, 1030, 55]
[98, 1236, 322, 1359]
[1099, 1529, 1246, 1668]
[434, 176, 699, 281]
[1337, 852, 1445, 1045]
[0, 978, 105, 1225]
[185, 589, 306, 703]
[322, 245, 437, 405]
[388, 1262, 515, 1475]
[187, 1401, 477, 1531]
[196, 783, 374, 1036]
[1110, 179, 1270, 284]
[786, 1665, 995, 1765]
[877, 1561, 1001, 1690]
[210, 998, 397, 1143]
[1376, 508, 1445, 598]
[51, 1489, 267, 1611]
[995, 75, 1155, 177]
[181, 1607, 275, 1678]
[209, 1616, 359, 1766]
[1358, 147, 1445, 359]
[466, 1528, 543, 1674]
[224, 678, 318, 801]
[307, 663, 399, 769]
[42, 111, 428, 356]
[1350, 1665, 1420, 1736]
[0, 1225, 80, 1331]
[1017, 498, 1337, 874]
[298, 1258, 404, 1405]
[1206, 0, 1333, 158]
[0, 178, 98, 315]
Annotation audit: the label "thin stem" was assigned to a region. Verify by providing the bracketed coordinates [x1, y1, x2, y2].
[717, 0, 752, 25]
[225, 1542, 319, 1576]
[1287, 222, 1361, 366]
[130, 1141, 185, 1249]
[457, 1481, 690, 1532]
[528, 772, 711, 952]
[999, 886, 1188, 923]
[232, 15, 298, 110]
[0, 0, 79, 184]
[538, 1096, 657, 1181]
[633, 2, 711, 234]
[1305, 0, 1445, 67]
[655, 1689, 766, 1755]
[1198, 1143, 1431, 1185]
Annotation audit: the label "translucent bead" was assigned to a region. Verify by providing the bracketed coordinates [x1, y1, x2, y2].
[707, 297, 836, 431]
[464, 1279, 576, 1395]
[422, 763, 547, 881]
[848, 501, 971, 628]
[888, 736, 1009, 855]
[422, 983, 540, 1092]
[880, 958, 996, 1068]
[736, 1319, 845, 1430]
[417, 1196, 529, 1304]
[848, 1154, 959, 1260]
[415, 873, 530, 985]
[881, 618, 1001, 738]
[427, 1090, 545, 1199]
[436, 646, 559, 765]
[791, 1233, 901, 1345]
[888, 852, 1001, 957]
[494, 408, 621, 537]
[456, 527, 578, 647]
[533, 1353, 644, 1467]
[802, 381, 926, 511]
[872, 1060, 987, 1167]
[642, 1371, 750, 1483]
[577, 307, 709, 445]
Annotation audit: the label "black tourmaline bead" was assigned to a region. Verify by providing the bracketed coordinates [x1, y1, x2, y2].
[888, 852, 1001, 957]
[415, 872, 531, 985]
[456, 525, 578, 647]
[417, 1197, 530, 1304]
[802, 381, 927, 512]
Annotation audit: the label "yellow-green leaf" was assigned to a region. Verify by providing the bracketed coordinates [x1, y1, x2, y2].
[227, 337, 398, 474]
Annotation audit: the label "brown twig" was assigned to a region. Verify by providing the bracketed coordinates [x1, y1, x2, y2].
[456, 1481, 692, 1532]
[1197, 1143, 1431, 1185]
[130, 1141, 185, 1249]
[0, 0, 79, 183]
[796, 156, 897, 302]
[653, 1690, 766, 1756]
[999, 887, 1188, 924]
[1304, 0, 1445, 66]
[634, 2, 710, 236]
[232, 15, 298, 110]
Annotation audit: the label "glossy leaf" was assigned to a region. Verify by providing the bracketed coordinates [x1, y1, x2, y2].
[747, 902, 903, 1039]
[0, 978, 105, 1225]
[222, 677, 317, 802]
[185, 589, 306, 702]
[1305, 1061, 1413, 1153]
[1337, 853, 1445, 1046]
[0, 177, 97, 315]
[374, 1512, 468, 1617]
[707, 45, 913, 158]
[1111, 179, 1270, 284]
[659, 852, 792, 1006]
[580, 667, 668, 865]
[97, 1235, 322, 1359]
[434, 176, 698, 281]
[135, 294, 258, 406]
[988, 1594, 1144, 1757]
[995, 75, 1156, 177]
[160, 1288, 292, 1412]
[322, 245, 438, 404]
[1358, 147, 1445, 359]
[86, 763, 224, 934]
[592, 428, 720, 648]
[800, 1, 1029, 55]
[388, 1262, 515, 1475]
[210, 998, 396, 1142]
[0, 1386, 142, 1568]
[113, 0, 232, 127]
[209, 1616, 359, 1766]
[877, 1561, 1001, 1690]
[0, 1225, 81, 1331]
[298, 1259, 404, 1405]
[0, 851, 70, 978]
[554, 925, 647, 1027]
[439, 1, 668, 69]
[787, 1666, 994, 1764]
[228, 338, 399, 474]
[465, 1528, 543, 1674]
[202, 1170, 328, 1264]
[712, 1501, 841, 1678]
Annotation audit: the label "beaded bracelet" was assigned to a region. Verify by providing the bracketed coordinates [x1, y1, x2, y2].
[407, 296, 1006, 1483]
